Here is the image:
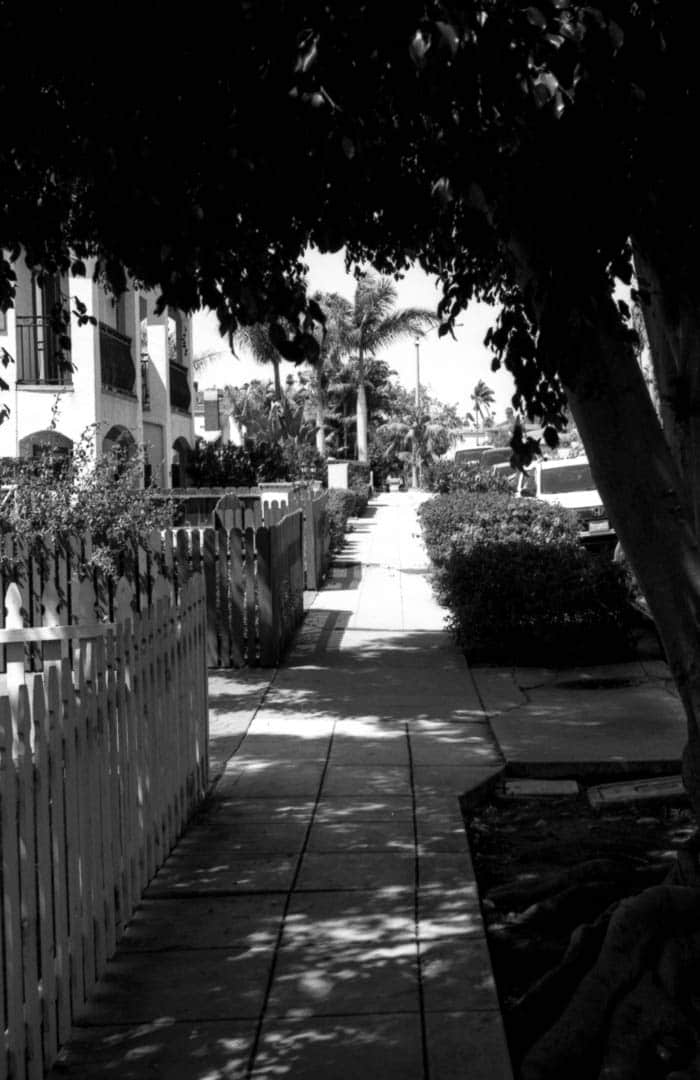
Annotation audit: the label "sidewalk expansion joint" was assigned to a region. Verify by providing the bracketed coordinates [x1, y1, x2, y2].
[407, 721, 432, 1080]
[244, 717, 338, 1079]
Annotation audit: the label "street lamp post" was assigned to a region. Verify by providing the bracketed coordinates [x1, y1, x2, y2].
[413, 337, 422, 488]
[415, 337, 421, 409]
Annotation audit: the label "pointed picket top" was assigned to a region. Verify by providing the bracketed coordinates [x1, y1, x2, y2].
[41, 577, 62, 627]
[114, 575, 135, 625]
[4, 581, 23, 629]
[77, 576, 98, 625]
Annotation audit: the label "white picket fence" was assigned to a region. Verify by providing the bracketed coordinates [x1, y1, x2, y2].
[0, 573, 208, 1080]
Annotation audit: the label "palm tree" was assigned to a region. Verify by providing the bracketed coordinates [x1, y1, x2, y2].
[317, 275, 437, 464]
[232, 323, 286, 402]
[378, 403, 459, 487]
[307, 292, 354, 456]
[470, 380, 496, 444]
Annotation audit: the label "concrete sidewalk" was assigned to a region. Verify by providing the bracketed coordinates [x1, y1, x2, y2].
[51, 493, 512, 1080]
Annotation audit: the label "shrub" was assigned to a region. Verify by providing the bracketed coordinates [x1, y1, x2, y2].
[348, 461, 371, 487]
[418, 490, 579, 567]
[187, 439, 288, 486]
[327, 487, 369, 551]
[281, 440, 327, 483]
[423, 460, 513, 495]
[418, 491, 634, 663]
[0, 428, 175, 579]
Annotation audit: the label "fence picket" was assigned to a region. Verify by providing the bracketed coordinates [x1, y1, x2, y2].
[229, 528, 244, 668]
[244, 527, 256, 666]
[59, 661, 85, 1015]
[16, 686, 42, 1079]
[1, 696, 25, 1080]
[31, 676, 58, 1069]
[45, 667, 70, 1045]
[202, 528, 219, 667]
[256, 527, 274, 666]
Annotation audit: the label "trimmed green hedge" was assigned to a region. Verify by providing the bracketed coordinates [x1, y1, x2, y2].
[327, 487, 370, 551]
[418, 492, 634, 663]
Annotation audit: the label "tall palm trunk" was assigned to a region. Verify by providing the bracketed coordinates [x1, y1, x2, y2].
[272, 357, 282, 401]
[315, 400, 325, 456]
[356, 347, 368, 463]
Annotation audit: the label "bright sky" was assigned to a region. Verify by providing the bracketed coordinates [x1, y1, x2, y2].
[191, 248, 516, 421]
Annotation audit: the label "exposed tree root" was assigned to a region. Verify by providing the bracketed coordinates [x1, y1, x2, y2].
[520, 884, 700, 1080]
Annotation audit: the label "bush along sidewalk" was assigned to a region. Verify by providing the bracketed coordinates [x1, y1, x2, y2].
[327, 487, 370, 552]
[418, 491, 635, 665]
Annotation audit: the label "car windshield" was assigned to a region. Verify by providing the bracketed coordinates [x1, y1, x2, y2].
[541, 463, 596, 494]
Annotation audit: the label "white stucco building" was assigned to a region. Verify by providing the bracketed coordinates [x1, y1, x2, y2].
[0, 258, 194, 486]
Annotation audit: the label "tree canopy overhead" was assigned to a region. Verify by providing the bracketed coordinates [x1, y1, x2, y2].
[2, 3, 678, 369]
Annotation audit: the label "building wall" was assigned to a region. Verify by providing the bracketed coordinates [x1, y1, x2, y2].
[0, 255, 195, 482]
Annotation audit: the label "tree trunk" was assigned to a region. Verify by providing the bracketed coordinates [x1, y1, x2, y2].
[315, 399, 325, 456]
[555, 290, 700, 816]
[356, 349, 368, 463]
[634, 246, 700, 539]
[272, 357, 282, 402]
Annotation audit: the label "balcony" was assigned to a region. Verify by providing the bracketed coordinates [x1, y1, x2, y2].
[100, 322, 135, 395]
[169, 362, 191, 413]
[16, 316, 72, 385]
[141, 355, 151, 411]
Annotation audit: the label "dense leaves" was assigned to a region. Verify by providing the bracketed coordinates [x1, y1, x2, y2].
[418, 490, 633, 662]
[186, 439, 290, 488]
[1, 2, 673, 411]
[0, 429, 174, 578]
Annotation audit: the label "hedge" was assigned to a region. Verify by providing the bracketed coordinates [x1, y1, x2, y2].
[418, 491, 634, 663]
[327, 487, 370, 551]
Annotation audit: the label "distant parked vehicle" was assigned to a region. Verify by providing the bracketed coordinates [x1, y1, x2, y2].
[453, 445, 494, 470]
[526, 456, 616, 553]
[480, 447, 513, 470]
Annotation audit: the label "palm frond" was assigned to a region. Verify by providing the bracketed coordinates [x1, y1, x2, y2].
[363, 308, 438, 353]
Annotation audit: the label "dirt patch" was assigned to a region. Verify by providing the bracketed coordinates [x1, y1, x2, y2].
[466, 791, 696, 1076]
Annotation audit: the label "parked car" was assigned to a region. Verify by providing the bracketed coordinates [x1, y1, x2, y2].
[453, 445, 495, 470]
[480, 447, 513, 471]
[523, 456, 616, 553]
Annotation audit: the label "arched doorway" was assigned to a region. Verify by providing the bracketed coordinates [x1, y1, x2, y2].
[102, 425, 137, 474]
[171, 437, 191, 488]
[18, 429, 73, 459]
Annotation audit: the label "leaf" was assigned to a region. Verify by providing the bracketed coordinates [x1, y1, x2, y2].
[608, 19, 624, 50]
[525, 7, 547, 29]
[409, 29, 430, 67]
[431, 176, 453, 204]
[435, 20, 459, 56]
[543, 425, 559, 449]
[295, 37, 318, 74]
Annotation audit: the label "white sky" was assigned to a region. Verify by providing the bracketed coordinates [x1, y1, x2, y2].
[191, 248, 516, 421]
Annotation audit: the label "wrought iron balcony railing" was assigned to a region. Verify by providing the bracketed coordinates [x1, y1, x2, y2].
[15, 316, 72, 385]
[100, 322, 135, 395]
